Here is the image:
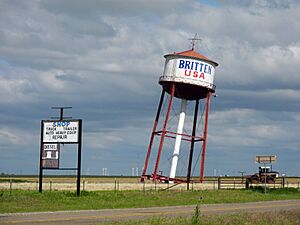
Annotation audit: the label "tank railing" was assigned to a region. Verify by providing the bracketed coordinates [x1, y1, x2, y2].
[153, 130, 204, 142]
[159, 76, 216, 91]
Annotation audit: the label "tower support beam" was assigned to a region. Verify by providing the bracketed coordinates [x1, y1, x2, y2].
[187, 99, 199, 190]
[200, 92, 211, 183]
[141, 89, 165, 182]
[169, 99, 187, 179]
[153, 83, 175, 180]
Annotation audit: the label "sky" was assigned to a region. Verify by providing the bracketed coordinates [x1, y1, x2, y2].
[0, 0, 299, 177]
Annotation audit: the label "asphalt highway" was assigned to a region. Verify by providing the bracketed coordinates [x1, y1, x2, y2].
[0, 199, 299, 225]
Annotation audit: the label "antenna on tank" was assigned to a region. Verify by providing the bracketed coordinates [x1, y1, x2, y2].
[189, 33, 202, 50]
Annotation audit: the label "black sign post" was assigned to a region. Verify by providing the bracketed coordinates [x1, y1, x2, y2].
[77, 120, 82, 196]
[39, 108, 82, 196]
[39, 120, 44, 193]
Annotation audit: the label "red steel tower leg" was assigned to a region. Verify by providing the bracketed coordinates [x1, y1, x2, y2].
[141, 89, 165, 182]
[187, 99, 199, 190]
[153, 83, 175, 181]
[200, 92, 211, 183]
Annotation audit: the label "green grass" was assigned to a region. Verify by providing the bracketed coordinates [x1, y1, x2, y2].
[0, 188, 299, 213]
[101, 209, 300, 225]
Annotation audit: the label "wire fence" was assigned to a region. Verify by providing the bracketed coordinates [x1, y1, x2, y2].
[1, 176, 299, 192]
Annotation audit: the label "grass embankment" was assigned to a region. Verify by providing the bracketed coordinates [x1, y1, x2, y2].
[0, 188, 299, 213]
[102, 210, 300, 225]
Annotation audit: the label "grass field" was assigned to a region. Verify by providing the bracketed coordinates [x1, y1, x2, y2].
[0, 188, 299, 213]
[101, 210, 300, 225]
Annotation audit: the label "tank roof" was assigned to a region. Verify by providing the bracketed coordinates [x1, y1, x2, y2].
[164, 49, 218, 67]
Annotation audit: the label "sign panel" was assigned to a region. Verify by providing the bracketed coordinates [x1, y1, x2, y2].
[255, 155, 277, 163]
[175, 58, 215, 84]
[43, 120, 79, 143]
[161, 57, 216, 89]
[42, 143, 60, 168]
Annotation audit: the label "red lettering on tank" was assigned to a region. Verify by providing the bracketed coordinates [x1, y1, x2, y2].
[199, 73, 205, 79]
[193, 71, 198, 77]
[184, 70, 191, 76]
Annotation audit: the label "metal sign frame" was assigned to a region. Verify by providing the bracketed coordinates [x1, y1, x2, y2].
[39, 119, 82, 196]
[42, 120, 80, 144]
[255, 155, 277, 164]
[255, 155, 277, 194]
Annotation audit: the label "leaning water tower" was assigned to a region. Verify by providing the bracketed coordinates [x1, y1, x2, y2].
[141, 43, 218, 186]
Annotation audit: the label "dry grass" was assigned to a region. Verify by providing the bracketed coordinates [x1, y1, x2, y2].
[101, 209, 300, 225]
[0, 176, 299, 191]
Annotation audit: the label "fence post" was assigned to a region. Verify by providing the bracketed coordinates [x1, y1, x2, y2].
[245, 179, 249, 189]
[50, 181, 52, 192]
[233, 178, 236, 189]
[282, 177, 285, 188]
[83, 180, 85, 191]
[9, 179, 12, 195]
[217, 177, 221, 190]
[114, 178, 117, 192]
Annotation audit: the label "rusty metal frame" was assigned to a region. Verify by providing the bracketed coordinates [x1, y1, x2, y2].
[200, 92, 211, 183]
[153, 83, 175, 180]
[153, 131, 204, 142]
[186, 99, 199, 189]
[141, 89, 166, 182]
[141, 85, 212, 185]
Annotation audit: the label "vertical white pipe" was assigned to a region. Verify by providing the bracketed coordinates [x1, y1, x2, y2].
[169, 99, 187, 179]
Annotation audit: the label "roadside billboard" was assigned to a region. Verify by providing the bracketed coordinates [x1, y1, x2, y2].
[43, 120, 79, 143]
[255, 155, 277, 164]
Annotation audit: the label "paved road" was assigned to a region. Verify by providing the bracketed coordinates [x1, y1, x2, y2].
[1, 199, 300, 225]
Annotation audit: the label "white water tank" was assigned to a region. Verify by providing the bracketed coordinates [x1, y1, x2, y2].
[159, 49, 218, 100]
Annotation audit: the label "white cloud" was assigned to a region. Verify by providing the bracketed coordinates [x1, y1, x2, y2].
[209, 108, 300, 150]
[0, 127, 33, 146]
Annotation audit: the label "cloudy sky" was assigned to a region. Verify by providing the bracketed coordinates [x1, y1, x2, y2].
[0, 0, 299, 177]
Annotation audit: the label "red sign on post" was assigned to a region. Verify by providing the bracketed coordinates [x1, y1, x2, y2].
[42, 143, 60, 169]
